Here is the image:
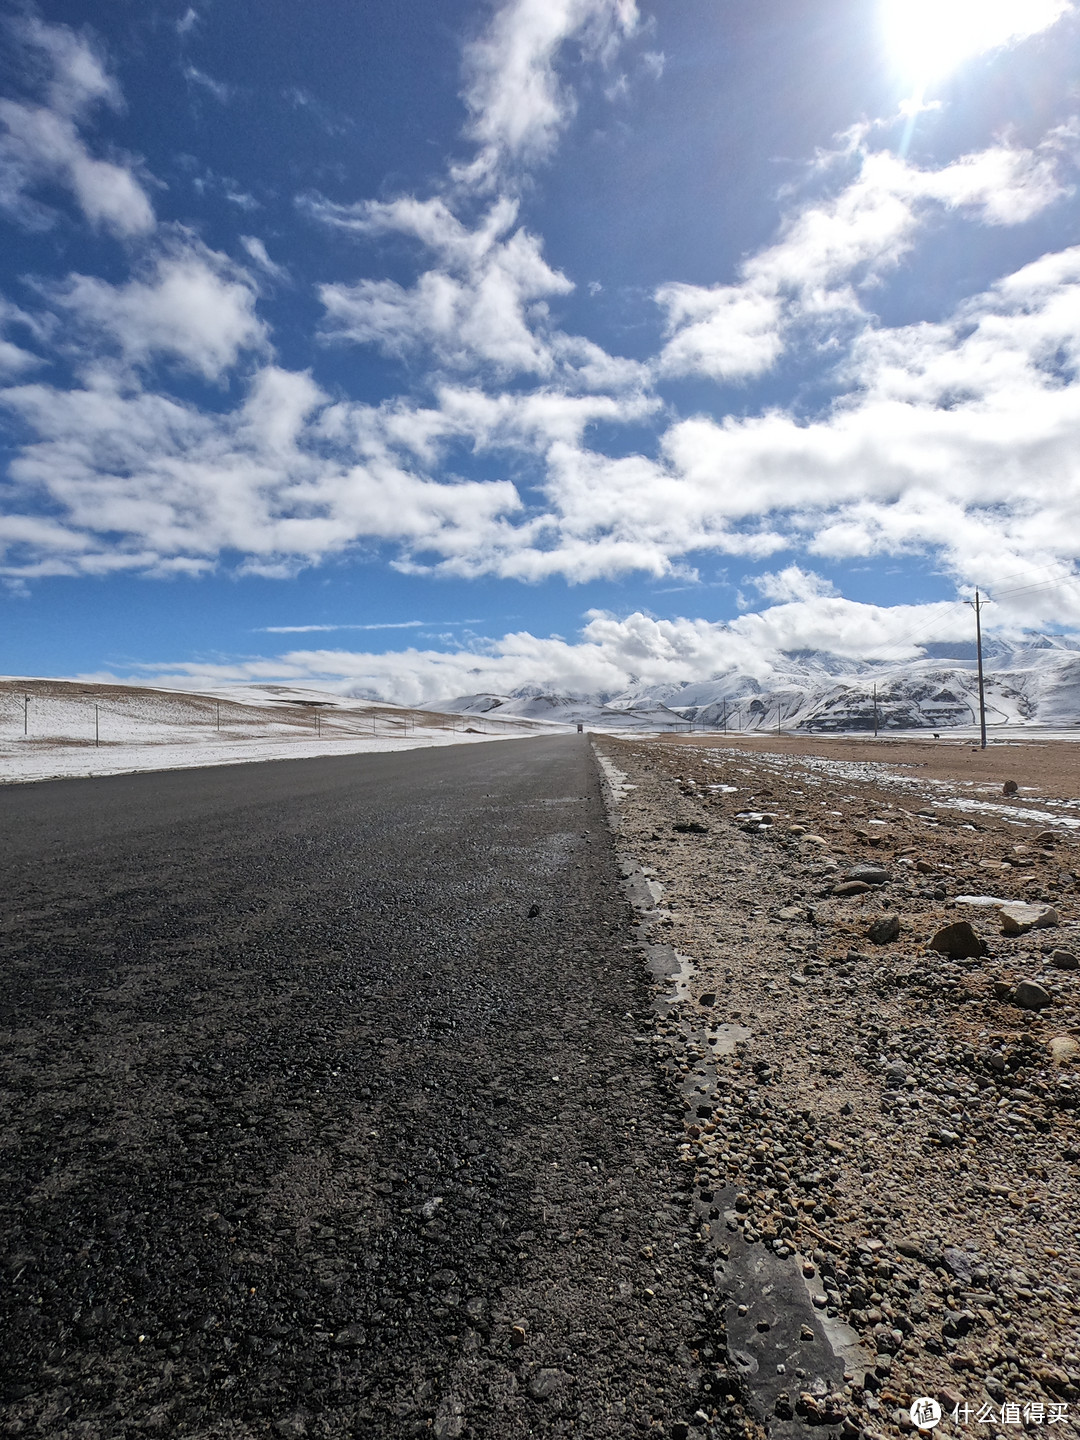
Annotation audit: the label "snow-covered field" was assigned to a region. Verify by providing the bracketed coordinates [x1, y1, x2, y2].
[0, 680, 555, 786]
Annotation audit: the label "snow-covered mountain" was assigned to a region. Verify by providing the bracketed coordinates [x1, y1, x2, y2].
[425, 690, 691, 729]
[425, 639, 1080, 733]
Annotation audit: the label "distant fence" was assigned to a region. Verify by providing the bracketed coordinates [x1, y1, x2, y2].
[0, 688, 534, 749]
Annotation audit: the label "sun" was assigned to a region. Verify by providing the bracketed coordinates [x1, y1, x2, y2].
[880, 0, 1071, 87]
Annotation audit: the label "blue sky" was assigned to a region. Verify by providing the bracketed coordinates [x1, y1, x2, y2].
[2, 0, 1080, 701]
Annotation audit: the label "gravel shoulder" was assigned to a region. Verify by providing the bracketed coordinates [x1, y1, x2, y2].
[595, 735, 1080, 1440]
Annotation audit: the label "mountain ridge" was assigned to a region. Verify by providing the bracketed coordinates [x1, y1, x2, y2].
[419, 638, 1080, 732]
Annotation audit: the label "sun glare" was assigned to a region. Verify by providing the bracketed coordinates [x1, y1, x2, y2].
[881, 0, 1071, 86]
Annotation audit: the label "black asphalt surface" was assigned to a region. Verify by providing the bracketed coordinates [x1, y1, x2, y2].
[0, 737, 732, 1440]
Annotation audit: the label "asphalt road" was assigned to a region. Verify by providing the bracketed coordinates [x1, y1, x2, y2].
[0, 737, 730, 1440]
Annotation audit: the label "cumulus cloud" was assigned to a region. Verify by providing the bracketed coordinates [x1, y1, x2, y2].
[0, 18, 154, 236]
[45, 236, 267, 380]
[750, 566, 838, 604]
[656, 138, 1071, 381]
[8, 232, 1080, 589]
[101, 598, 982, 706]
[453, 0, 639, 188]
[0, 364, 526, 579]
[310, 193, 648, 389]
[4, 0, 1080, 625]
[315, 197, 571, 376]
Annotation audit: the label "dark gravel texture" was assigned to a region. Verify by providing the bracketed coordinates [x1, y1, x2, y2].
[0, 736, 739, 1439]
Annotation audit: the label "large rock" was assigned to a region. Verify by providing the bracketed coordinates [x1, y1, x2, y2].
[999, 903, 1059, 936]
[868, 914, 901, 945]
[846, 863, 889, 885]
[929, 921, 987, 959]
[1014, 979, 1053, 1010]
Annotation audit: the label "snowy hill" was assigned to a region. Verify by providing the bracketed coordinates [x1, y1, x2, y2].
[428, 640, 1080, 734]
[426, 691, 691, 729]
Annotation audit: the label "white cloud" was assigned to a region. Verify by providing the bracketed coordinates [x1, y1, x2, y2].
[240, 235, 288, 282]
[105, 598, 982, 706]
[0, 298, 42, 377]
[3, 3, 1080, 617]
[0, 364, 526, 579]
[656, 282, 783, 383]
[0, 19, 154, 237]
[47, 236, 266, 380]
[656, 137, 1070, 381]
[183, 66, 232, 104]
[751, 566, 838, 604]
[259, 621, 430, 633]
[312, 194, 648, 389]
[453, 0, 639, 188]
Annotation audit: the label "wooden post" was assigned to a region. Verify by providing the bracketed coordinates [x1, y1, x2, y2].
[966, 589, 989, 750]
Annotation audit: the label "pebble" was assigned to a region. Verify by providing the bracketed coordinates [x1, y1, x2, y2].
[867, 914, 901, 945]
[527, 1369, 568, 1402]
[1014, 979, 1053, 1010]
[1051, 949, 1078, 970]
[846, 863, 889, 884]
[332, 1324, 367, 1348]
[603, 737, 1080, 1440]
[433, 1398, 466, 1440]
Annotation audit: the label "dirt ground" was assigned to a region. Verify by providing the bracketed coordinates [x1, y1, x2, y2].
[665, 735, 1080, 805]
[595, 732, 1080, 1440]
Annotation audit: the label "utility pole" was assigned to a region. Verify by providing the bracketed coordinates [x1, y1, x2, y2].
[722, 699, 727, 734]
[216, 700, 221, 731]
[872, 683, 878, 737]
[23, 693, 28, 736]
[966, 589, 989, 750]
[777, 700, 782, 737]
[94, 704, 99, 748]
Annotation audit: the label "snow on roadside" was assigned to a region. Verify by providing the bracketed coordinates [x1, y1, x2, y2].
[0, 727, 543, 786]
[0, 679, 555, 786]
[694, 744, 1080, 831]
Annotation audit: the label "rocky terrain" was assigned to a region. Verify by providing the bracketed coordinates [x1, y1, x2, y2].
[595, 734, 1080, 1439]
